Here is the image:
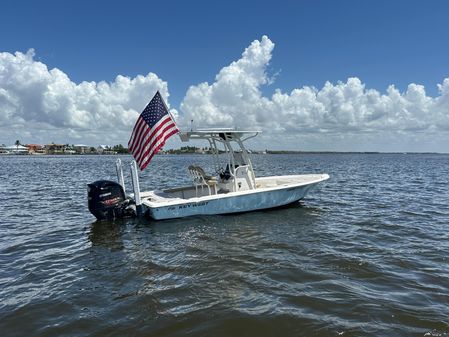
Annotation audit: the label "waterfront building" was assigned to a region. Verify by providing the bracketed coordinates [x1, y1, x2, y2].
[0, 144, 8, 154]
[74, 144, 90, 154]
[26, 144, 45, 155]
[6, 144, 28, 154]
[45, 143, 66, 154]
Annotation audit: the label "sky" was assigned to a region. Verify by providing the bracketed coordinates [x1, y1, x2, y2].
[0, 0, 449, 152]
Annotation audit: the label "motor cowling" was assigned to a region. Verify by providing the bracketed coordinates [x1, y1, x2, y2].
[87, 180, 135, 220]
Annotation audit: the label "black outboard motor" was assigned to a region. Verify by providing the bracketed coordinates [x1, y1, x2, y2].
[87, 180, 136, 221]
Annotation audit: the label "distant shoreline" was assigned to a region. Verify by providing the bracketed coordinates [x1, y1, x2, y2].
[1, 151, 447, 156]
[261, 150, 448, 155]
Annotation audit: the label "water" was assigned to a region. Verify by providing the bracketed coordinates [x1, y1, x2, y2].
[1, 153, 448, 336]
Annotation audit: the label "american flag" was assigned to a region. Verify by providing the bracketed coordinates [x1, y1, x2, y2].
[128, 91, 179, 170]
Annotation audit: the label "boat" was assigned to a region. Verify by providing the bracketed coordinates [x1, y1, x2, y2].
[87, 128, 329, 221]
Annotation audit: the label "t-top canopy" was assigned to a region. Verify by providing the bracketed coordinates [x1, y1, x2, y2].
[179, 128, 261, 142]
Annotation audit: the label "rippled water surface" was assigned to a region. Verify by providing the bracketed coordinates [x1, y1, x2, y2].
[1, 154, 448, 336]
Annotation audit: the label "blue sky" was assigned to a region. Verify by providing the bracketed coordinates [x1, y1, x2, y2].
[1, 0, 449, 151]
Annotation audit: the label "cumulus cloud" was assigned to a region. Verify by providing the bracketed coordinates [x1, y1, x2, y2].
[181, 36, 275, 128]
[180, 36, 449, 151]
[0, 49, 176, 145]
[1, 37, 448, 151]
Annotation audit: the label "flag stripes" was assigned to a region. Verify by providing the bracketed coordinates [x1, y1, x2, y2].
[128, 91, 179, 170]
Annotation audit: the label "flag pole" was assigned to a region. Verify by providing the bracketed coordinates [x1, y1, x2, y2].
[130, 160, 142, 217]
[158, 91, 179, 128]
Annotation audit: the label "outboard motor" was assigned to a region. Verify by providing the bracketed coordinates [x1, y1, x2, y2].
[87, 180, 136, 221]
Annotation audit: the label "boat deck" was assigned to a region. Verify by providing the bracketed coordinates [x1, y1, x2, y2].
[138, 174, 328, 206]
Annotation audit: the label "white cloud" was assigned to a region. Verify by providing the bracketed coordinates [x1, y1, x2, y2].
[0, 49, 175, 145]
[1, 37, 448, 151]
[180, 36, 449, 151]
[181, 36, 275, 128]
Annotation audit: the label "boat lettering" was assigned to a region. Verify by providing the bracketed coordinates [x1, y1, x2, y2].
[176, 201, 209, 210]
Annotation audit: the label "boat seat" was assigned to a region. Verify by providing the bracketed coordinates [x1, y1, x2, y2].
[188, 165, 217, 196]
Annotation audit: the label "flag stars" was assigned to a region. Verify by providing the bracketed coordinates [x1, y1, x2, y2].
[128, 91, 179, 170]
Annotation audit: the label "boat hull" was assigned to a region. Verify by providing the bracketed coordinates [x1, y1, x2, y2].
[142, 174, 328, 220]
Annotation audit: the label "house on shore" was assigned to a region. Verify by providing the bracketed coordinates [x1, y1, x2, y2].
[97, 145, 117, 155]
[0, 144, 8, 154]
[26, 144, 45, 155]
[45, 143, 66, 154]
[6, 144, 28, 154]
[74, 144, 91, 154]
